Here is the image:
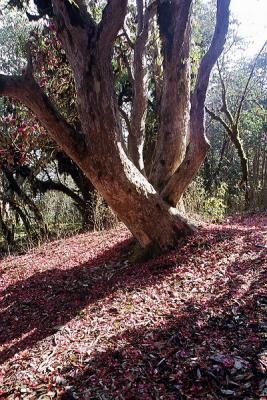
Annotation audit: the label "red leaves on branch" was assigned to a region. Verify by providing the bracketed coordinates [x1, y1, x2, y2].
[0, 214, 266, 399]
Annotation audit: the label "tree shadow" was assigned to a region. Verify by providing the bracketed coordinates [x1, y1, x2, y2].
[57, 251, 266, 399]
[0, 220, 265, 377]
[0, 237, 133, 363]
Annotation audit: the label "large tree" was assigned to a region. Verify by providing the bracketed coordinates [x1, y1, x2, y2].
[0, 0, 230, 253]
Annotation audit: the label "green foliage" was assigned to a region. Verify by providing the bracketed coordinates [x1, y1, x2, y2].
[184, 177, 228, 221]
[31, 26, 79, 127]
[203, 182, 228, 221]
[191, 0, 215, 85]
[89, 191, 118, 232]
[0, 8, 33, 74]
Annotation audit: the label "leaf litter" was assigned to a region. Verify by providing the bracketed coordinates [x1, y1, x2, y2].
[0, 213, 266, 399]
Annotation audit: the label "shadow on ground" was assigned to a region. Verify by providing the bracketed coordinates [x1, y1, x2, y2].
[0, 219, 266, 399]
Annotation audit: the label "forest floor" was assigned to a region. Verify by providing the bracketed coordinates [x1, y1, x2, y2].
[0, 213, 266, 400]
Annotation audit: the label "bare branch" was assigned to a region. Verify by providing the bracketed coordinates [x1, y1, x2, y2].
[217, 61, 234, 125]
[192, 0, 230, 113]
[205, 106, 248, 186]
[213, 135, 229, 181]
[235, 40, 266, 126]
[30, 176, 86, 208]
[205, 106, 232, 136]
[151, 23, 163, 104]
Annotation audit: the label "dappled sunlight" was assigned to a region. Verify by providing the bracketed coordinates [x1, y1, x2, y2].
[0, 213, 266, 398]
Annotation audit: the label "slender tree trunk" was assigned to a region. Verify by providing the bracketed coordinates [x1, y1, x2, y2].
[2, 165, 48, 236]
[128, 1, 156, 175]
[231, 129, 248, 186]
[0, 208, 14, 246]
[8, 200, 32, 236]
[261, 139, 267, 208]
[205, 109, 249, 188]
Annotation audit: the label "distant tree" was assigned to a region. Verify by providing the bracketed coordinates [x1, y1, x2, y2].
[206, 42, 266, 188]
[205, 40, 267, 209]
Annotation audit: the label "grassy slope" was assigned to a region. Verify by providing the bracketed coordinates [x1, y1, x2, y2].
[0, 213, 266, 399]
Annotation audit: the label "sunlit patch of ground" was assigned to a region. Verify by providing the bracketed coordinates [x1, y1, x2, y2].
[0, 213, 266, 399]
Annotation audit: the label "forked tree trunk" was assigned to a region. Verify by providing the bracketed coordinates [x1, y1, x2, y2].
[0, 0, 230, 254]
[73, 52, 194, 251]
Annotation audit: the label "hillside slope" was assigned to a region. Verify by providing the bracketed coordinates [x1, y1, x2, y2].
[0, 213, 266, 399]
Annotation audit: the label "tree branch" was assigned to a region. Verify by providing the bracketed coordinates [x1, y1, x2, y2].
[150, 0, 193, 189]
[122, 27, 134, 49]
[2, 164, 47, 233]
[51, 0, 96, 71]
[119, 107, 132, 136]
[217, 61, 234, 125]
[0, 73, 86, 164]
[213, 135, 229, 182]
[235, 40, 266, 126]
[97, 0, 128, 57]
[192, 0, 230, 113]
[160, 0, 230, 206]
[205, 106, 233, 136]
[205, 107, 248, 186]
[136, 0, 144, 33]
[31, 176, 86, 208]
[128, 1, 157, 173]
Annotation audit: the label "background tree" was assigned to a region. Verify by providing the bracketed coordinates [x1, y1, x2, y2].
[205, 39, 267, 210]
[206, 42, 266, 187]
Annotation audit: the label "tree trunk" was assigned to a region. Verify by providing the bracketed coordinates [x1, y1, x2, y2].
[0, 0, 230, 254]
[150, 2, 192, 190]
[2, 165, 48, 236]
[231, 130, 248, 186]
[8, 200, 32, 236]
[0, 208, 14, 246]
[128, 1, 156, 175]
[75, 59, 194, 251]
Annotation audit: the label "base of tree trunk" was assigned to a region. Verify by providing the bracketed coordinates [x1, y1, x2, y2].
[129, 217, 196, 262]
